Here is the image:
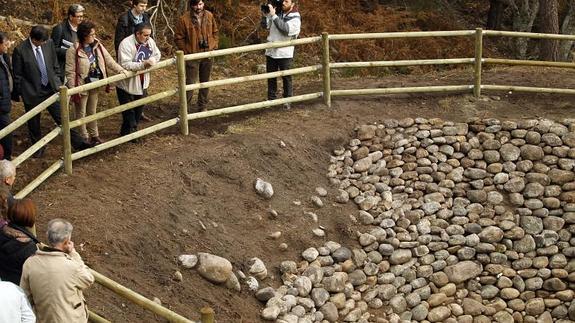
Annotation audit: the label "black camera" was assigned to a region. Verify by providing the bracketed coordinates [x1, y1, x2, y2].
[85, 66, 103, 83]
[199, 39, 209, 49]
[261, 0, 282, 14]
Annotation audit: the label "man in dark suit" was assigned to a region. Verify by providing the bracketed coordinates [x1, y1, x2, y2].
[51, 4, 85, 82]
[0, 32, 14, 159]
[12, 25, 91, 158]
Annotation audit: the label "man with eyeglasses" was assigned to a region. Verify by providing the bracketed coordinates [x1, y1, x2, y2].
[51, 4, 85, 82]
[116, 23, 160, 137]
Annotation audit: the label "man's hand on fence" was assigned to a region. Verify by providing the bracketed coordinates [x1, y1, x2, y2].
[143, 59, 154, 68]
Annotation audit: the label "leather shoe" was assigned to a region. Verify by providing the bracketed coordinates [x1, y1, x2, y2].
[32, 147, 45, 158]
[90, 136, 104, 145]
[140, 113, 152, 122]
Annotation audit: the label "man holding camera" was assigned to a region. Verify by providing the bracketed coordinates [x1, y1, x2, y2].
[175, 0, 219, 112]
[261, 0, 301, 109]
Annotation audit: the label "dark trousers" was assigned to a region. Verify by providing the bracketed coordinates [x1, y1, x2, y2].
[0, 112, 12, 159]
[117, 87, 146, 136]
[266, 56, 293, 100]
[185, 59, 212, 110]
[24, 93, 88, 151]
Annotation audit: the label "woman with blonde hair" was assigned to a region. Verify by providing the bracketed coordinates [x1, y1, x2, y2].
[66, 20, 127, 145]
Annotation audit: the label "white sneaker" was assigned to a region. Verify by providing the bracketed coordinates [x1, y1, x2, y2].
[283, 103, 291, 110]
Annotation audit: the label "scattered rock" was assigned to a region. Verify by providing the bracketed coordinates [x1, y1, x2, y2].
[255, 178, 274, 199]
[196, 253, 233, 284]
[178, 254, 198, 269]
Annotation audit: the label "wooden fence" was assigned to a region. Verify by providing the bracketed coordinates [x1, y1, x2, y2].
[5, 28, 575, 321]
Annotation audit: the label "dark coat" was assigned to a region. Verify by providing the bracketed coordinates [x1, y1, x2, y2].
[0, 223, 38, 285]
[0, 53, 13, 114]
[12, 39, 62, 106]
[114, 10, 151, 53]
[51, 20, 78, 80]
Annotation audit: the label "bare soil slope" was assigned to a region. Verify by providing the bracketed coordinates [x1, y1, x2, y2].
[23, 67, 575, 322]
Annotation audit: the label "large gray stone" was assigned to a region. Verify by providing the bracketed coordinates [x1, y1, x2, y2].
[322, 272, 348, 292]
[549, 168, 575, 184]
[513, 235, 536, 253]
[332, 247, 352, 262]
[444, 261, 482, 283]
[390, 249, 412, 265]
[255, 178, 274, 199]
[427, 306, 451, 322]
[521, 145, 545, 161]
[196, 253, 233, 284]
[504, 177, 525, 193]
[500, 143, 520, 161]
[320, 302, 339, 322]
[478, 226, 504, 243]
[521, 216, 543, 235]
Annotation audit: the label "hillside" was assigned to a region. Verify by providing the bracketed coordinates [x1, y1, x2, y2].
[3, 1, 575, 322]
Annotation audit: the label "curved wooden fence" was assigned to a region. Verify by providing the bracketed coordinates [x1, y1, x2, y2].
[4, 28, 575, 321]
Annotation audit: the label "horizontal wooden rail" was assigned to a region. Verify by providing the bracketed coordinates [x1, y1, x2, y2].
[0, 93, 58, 140]
[482, 84, 575, 94]
[330, 58, 475, 69]
[14, 161, 62, 199]
[69, 89, 177, 128]
[71, 118, 179, 160]
[12, 128, 60, 167]
[185, 65, 321, 91]
[484, 30, 575, 41]
[183, 36, 321, 61]
[187, 93, 323, 121]
[331, 85, 473, 96]
[329, 30, 475, 41]
[88, 310, 111, 323]
[90, 270, 196, 323]
[483, 58, 575, 68]
[67, 58, 176, 96]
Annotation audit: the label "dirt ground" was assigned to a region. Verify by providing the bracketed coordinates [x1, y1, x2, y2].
[15, 66, 575, 322]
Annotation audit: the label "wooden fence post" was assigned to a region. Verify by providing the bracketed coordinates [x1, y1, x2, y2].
[200, 307, 215, 323]
[176, 51, 189, 135]
[322, 32, 331, 107]
[474, 28, 483, 98]
[59, 86, 73, 175]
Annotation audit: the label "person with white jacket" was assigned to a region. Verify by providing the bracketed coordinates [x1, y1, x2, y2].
[116, 22, 161, 136]
[262, 0, 301, 108]
[0, 280, 36, 323]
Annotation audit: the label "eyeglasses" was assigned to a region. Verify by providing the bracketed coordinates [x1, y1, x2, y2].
[88, 33, 96, 37]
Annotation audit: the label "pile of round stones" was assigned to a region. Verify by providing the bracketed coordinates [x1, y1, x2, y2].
[258, 117, 575, 323]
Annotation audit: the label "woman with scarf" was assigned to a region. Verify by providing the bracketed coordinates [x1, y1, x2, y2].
[66, 20, 127, 146]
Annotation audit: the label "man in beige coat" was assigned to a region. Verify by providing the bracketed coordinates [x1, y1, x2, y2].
[20, 218, 94, 323]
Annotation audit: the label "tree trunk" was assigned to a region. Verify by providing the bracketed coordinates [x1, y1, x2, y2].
[539, 0, 559, 61]
[559, 0, 575, 61]
[509, 0, 540, 58]
[487, 0, 505, 30]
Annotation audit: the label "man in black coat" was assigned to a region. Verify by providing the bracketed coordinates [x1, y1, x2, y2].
[0, 32, 14, 159]
[12, 26, 91, 157]
[51, 4, 85, 82]
[114, 0, 151, 54]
